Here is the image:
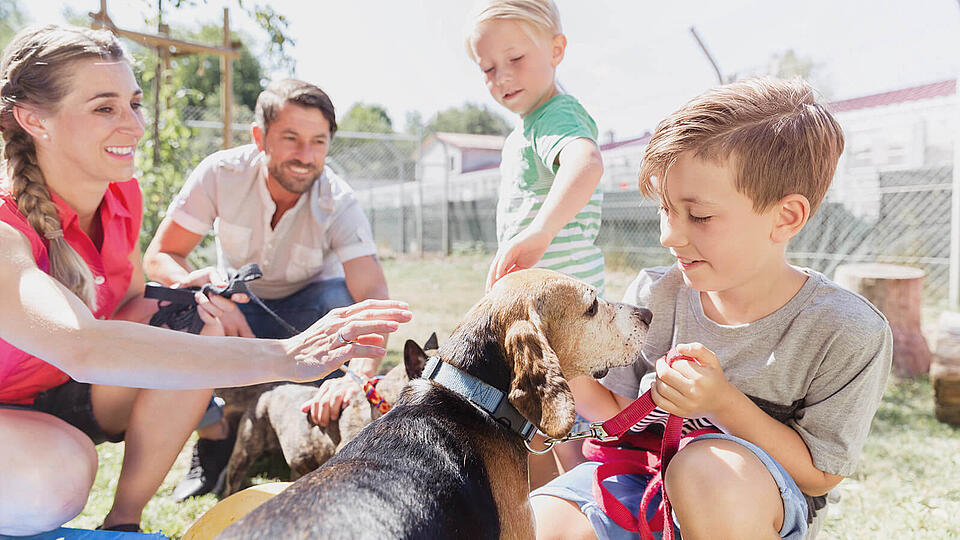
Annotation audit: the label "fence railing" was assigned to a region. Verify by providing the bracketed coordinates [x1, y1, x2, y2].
[349, 133, 954, 307]
[170, 108, 957, 308]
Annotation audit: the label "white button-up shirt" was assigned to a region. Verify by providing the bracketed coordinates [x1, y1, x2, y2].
[166, 144, 377, 299]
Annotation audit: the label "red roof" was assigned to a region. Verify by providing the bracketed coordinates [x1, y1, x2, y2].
[830, 79, 956, 113]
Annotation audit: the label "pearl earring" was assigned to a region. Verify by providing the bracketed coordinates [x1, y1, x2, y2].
[41, 134, 49, 140]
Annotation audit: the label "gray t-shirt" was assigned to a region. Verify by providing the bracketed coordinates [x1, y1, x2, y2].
[602, 264, 892, 478]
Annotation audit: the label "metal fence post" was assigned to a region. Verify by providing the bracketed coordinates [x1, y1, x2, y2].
[416, 127, 424, 258]
[441, 139, 450, 256]
[952, 92, 960, 310]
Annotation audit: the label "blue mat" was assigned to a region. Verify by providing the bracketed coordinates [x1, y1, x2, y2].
[0, 528, 167, 540]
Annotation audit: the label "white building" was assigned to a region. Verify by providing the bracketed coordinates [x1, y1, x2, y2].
[419, 132, 505, 185]
[828, 79, 956, 218]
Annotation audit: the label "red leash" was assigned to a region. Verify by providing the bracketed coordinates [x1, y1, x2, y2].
[588, 349, 717, 540]
[340, 367, 391, 414]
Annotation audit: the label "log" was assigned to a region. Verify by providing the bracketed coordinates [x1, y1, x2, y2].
[931, 311, 960, 426]
[834, 263, 930, 378]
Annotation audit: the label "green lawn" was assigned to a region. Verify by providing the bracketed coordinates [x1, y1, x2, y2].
[66, 253, 960, 538]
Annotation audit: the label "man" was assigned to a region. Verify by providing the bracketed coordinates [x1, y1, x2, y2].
[143, 79, 389, 499]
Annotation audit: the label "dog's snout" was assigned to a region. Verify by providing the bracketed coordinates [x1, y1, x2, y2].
[636, 307, 653, 326]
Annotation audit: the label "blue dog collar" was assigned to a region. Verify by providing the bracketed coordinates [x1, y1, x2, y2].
[421, 356, 537, 442]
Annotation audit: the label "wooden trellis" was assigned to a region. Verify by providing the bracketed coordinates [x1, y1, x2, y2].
[89, 0, 242, 154]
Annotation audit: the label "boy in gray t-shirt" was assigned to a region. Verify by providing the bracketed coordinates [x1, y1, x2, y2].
[531, 78, 893, 540]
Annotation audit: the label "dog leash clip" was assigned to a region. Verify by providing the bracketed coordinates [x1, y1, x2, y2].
[524, 438, 556, 455]
[552, 422, 619, 443]
[525, 422, 619, 454]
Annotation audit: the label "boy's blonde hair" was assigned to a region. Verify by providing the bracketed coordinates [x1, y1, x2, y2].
[465, 0, 562, 61]
[639, 77, 844, 216]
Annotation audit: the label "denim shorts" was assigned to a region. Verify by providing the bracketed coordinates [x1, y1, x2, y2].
[0, 380, 121, 445]
[531, 433, 809, 540]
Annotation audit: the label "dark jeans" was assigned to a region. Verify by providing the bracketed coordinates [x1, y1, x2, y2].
[237, 278, 355, 338]
[197, 278, 355, 429]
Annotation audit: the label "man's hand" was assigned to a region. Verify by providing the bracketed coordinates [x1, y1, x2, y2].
[485, 228, 552, 291]
[174, 267, 254, 338]
[650, 342, 736, 420]
[300, 376, 361, 426]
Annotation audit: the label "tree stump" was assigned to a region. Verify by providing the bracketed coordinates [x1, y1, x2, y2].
[931, 311, 960, 426]
[834, 263, 930, 378]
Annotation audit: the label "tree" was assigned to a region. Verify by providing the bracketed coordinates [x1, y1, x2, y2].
[404, 110, 424, 136]
[763, 49, 832, 98]
[428, 103, 512, 136]
[331, 104, 410, 181]
[166, 25, 266, 111]
[119, 4, 282, 256]
[161, 0, 296, 74]
[0, 0, 28, 51]
[339, 103, 394, 133]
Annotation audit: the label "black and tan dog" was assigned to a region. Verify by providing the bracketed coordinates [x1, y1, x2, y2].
[221, 334, 439, 496]
[219, 269, 652, 540]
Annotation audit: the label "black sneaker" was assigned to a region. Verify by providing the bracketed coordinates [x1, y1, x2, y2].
[97, 523, 141, 533]
[173, 433, 236, 501]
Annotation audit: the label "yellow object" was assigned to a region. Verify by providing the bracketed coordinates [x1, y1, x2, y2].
[182, 482, 292, 540]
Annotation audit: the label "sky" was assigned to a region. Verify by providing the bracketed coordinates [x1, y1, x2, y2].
[24, 0, 960, 141]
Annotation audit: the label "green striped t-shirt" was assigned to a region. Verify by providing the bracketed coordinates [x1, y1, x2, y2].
[496, 94, 604, 293]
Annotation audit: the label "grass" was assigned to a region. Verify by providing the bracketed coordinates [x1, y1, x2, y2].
[66, 253, 960, 538]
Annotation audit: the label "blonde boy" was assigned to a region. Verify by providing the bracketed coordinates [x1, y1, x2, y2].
[531, 78, 892, 540]
[466, 0, 605, 294]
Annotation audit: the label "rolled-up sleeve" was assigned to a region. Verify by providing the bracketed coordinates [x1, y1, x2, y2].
[326, 195, 378, 264]
[166, 156, 219, 236]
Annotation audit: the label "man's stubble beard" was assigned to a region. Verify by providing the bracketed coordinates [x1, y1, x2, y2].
[267, 160, 322, 195]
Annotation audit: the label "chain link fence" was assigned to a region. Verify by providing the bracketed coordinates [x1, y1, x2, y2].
[181, 104, 256, 155]
[175, 99, 957, 308]
[348, 123, 955, 307]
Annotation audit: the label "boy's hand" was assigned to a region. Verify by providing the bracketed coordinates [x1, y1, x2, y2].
[650, 342, 736, 420]
[300, 377, 361, 426]
[485, 228, 553, 291]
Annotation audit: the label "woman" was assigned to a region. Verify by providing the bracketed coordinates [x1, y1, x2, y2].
[0, 25, 411, 536]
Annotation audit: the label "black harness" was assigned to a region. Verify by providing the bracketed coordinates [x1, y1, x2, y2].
[145, 263, 298, 336]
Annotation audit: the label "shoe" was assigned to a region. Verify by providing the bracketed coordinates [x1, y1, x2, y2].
[173, 432, 236, 501]
[97, 523, 141, 532]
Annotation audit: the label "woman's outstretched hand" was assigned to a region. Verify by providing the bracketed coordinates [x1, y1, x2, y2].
[282, 299, 412, 382]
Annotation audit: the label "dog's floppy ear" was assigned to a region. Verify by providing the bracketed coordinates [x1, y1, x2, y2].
[424, 332, 439, 353]
[505, 317, 576, 439]
[403, 339, 428, 379]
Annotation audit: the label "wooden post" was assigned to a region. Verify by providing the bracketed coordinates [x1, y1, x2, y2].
[153, 2, 166, 164]
[88, 0, 242, 153]
[834, 263, 931, 377]
[221, 7, 233, 150]
[932, 311, 960, 425]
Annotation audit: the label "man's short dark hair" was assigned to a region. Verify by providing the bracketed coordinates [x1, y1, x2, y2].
[255, 79, 338, 136]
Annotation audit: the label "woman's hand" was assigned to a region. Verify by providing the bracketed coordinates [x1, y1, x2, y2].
[283, 299, 412, 383]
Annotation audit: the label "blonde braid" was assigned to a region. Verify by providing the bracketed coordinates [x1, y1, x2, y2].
[2, 127, 97, 308]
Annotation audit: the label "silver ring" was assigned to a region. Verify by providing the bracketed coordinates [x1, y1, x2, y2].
[336, 330, 354, 345]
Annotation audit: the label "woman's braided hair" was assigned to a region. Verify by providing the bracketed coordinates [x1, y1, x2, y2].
[0, 25, 126, 309]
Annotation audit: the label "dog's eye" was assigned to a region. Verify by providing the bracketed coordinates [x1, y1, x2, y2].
[586, 298, 598, 317]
